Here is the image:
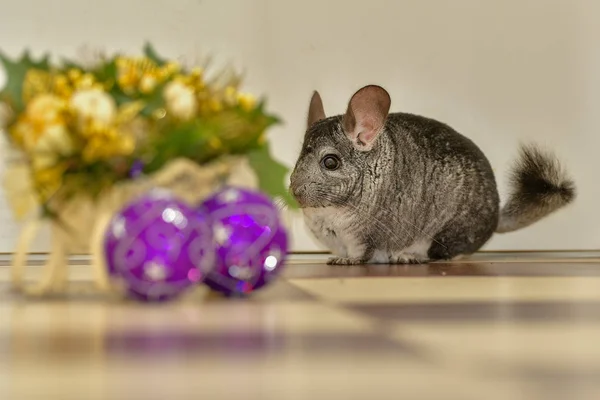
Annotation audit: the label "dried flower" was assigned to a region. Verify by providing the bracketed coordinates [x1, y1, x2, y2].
[163, 81, 197, 120]
[70, 89, 116, 127]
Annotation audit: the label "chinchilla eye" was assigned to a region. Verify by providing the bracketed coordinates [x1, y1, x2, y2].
[321, 154, 340, 171]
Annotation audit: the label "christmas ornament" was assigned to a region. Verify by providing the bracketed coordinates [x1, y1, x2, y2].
[199, 187, 288, 296]
[104, 189, 215, 301]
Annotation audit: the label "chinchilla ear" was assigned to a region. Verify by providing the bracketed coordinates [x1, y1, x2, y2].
[307, 91, 326, 129]
[342, 85, 391, 151]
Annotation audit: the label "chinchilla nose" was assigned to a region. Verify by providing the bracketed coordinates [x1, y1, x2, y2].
[289, 174, 305, 199]
[293, 185, 305, 198]
[290, 181, 302, 198]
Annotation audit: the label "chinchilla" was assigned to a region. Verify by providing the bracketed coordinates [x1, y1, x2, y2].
[289, 85, 575, 265]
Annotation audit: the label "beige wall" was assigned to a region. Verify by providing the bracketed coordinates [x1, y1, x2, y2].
[0, 0, 597, 252]
[268, 0, 600, 251]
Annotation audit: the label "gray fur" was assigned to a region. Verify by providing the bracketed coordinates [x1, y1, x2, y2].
[289, 85, 575, 265]
[496, 144, 575, 233]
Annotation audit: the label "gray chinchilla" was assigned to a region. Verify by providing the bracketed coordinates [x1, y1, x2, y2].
[289, 85, 575, 265]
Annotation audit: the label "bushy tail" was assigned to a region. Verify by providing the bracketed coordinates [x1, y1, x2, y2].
[496, 144, 575, 233]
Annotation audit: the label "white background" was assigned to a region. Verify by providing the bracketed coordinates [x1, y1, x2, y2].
[0, 0, 598, 253]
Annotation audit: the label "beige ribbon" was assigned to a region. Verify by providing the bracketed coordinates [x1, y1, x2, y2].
[12, 216, 72, 295]
[12, 217, 42, 288]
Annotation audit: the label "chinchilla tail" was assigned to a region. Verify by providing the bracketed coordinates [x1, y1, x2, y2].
[495, 144, 575, 233]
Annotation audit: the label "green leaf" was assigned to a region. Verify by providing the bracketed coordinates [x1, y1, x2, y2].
[247, 143, 298, 209]
[143, 42, 167, 66]
[139, 81, 167, 116]
[60, 57, 84, 70]
[142, 119, 218, 173]
[0, 50, 51, 111]
[110, 90, 133, 107]
[94, 58, 118, 82]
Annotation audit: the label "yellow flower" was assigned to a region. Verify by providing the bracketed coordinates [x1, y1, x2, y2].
[139, 75, 158, 94]
[9, 118, 31, 148]
[7, 94, 77, 170]
[71, 99, 141, 162]
[163, 62, 180, 75]
[163, 81, 197, 120]
[78, 118, 138, 162]
[30, 124, 74, 170]
[224, 86, 237, 104]
[117, 56, 172, 94]
[26, 94, 65, 128]
[70, 89, 117, 127]
[81, 128, 134, 162]
[190, 67, 203, 77]
[182, 67, 205, 91]
[156, 62, 180, 82]
[10, 95, 71, 156]
[116, 57, 141, 93]
[220, 86, 256, 111]
[67, 69, 82, 82]
[77, 73, 96, 89]
[22, 70, 55, 102]
[207, 98, 223, 113]
[237, 93, 256, 112]
[114, 101, 144, 125]
[11, 121, 73, 169]
[53, 74, 73, 98]
[32, 163, 65, 204]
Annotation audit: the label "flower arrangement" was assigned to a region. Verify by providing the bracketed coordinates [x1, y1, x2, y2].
[0, 44, 294, 222]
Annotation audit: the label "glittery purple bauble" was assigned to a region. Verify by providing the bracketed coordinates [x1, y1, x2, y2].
[198, 187, 288, 296]
[104, 189, 216, 301]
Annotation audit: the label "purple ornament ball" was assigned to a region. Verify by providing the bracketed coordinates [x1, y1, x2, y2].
[104, 189, 216, 301]
[199, 187, 289, 296]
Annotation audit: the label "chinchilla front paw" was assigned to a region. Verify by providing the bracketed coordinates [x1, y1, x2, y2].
[327, 257, 366, 265]
[389, 255, 426, 265]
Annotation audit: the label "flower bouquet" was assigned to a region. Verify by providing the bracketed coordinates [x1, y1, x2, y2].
[0, 44, 293, 295]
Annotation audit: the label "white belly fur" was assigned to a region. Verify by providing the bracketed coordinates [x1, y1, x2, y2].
[302, 207, 366, 258]
[303, 207, 434, 263]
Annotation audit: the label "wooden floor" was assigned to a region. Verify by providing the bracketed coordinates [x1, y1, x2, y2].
[2, 252, 600, 400]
